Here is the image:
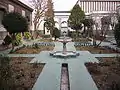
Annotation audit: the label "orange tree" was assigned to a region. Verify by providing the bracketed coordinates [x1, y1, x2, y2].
[2, 12, 28, 50]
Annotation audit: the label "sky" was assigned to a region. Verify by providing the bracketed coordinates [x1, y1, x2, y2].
[19, 0, 78, 11]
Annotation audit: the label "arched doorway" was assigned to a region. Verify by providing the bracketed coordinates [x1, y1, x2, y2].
[60, 21, 68, 36]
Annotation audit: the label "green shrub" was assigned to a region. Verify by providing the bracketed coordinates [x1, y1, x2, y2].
[32, 43, 39, 49]
[53, 27, 60, 39]
[42, 35, 51, 38]
[2, 12, 28, 34]
[24, 32, 31, 40]
[114, 20, 120, 47]
[14, 33, 22, 46]
[2, 12, 28, 50]
[0, 54, 14, 89]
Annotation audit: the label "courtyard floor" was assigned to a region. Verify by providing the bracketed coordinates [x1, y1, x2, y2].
[1, 41, 120, 90]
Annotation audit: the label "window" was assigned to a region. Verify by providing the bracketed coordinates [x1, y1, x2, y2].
[22, 10, 25, 17]
[8, 4, 14, 12]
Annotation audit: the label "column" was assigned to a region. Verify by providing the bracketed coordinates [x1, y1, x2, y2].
[102, 2, 104, 11]
[103, 2, 106, 11]
[106, 2, 108, 11]
[88, 2, 90, 13]
[81, 2, 83, 10]
[99, 1, 101, 11]
[113, 2, 115, 11]
[108, 2, 110, 11]
[101, 2, 103, 11]
[104, 2, 106, 11]
[84, 1, 86, 13]
[97, 2, 100, 11]
[95, 1, 96, 11]
[91, 2, 93, 12]
[86, 2, 88, 13]
[93, 1, 95, 11]
[83, 1, 84, 11]
[109, 2, 112, 11]
[83, 2, 85, 12]
[105, 2, 108, 11]
[115, 2, 117, 11]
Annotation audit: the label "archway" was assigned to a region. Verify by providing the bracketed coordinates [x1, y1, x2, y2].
[61, 21, 68, 27]
[60, 21, 68, 36]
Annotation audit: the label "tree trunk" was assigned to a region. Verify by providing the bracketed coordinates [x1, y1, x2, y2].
[76, 30, 79, 41]
[10, 33, 15, 51]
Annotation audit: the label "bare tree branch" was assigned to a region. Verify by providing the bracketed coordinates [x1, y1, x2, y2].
[30, 0, 48, 31]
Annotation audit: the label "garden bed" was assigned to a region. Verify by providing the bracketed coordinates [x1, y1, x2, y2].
[38, 38, 53, 42]
[77, 45, 120, 90]
[12, 46, 54, 54]
[85, 57, 120, 90]
[10, 57, 44, 90]
[76, 46, 117, 54]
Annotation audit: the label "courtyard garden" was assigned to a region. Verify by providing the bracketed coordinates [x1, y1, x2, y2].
[75, 37, 120, 90]
[1, 2, 120, 90]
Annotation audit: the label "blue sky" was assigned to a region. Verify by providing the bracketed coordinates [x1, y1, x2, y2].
[19, 0, 78, 11]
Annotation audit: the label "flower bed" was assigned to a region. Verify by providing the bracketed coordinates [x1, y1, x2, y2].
[11, 45, 54, 54]
[76, 46, 117, 54]
[85, 57, 120, 90]
[10, 57, 44, 89]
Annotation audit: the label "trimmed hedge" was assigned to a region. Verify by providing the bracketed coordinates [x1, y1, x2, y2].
[2, 12, 28, 34]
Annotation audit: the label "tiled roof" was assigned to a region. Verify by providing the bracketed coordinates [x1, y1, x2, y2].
[9, 0, 33, 12]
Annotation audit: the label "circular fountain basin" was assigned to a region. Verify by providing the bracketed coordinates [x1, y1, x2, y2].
[50, 51, 79, 58]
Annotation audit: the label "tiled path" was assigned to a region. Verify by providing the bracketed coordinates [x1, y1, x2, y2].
[31, 42, 99, 90]
[32, 62, 61, 90]
[6, 41, 120, 90]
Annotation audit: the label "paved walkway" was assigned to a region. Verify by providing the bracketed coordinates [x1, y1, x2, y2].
[69, 61, 98, 90]
[31, 42, 99, 90]
[32, 62, 61, 90]
[6, 41, 120, 90]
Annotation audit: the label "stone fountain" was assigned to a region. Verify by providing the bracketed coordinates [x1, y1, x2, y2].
[50, 32, 79, 58]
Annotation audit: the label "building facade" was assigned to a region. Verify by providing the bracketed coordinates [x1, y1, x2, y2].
[0, 0, 33, 40]
[77, 0, 120, 14]
[76, 0, 120, 36]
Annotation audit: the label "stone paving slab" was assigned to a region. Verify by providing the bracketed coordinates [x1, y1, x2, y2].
[53, 42, 76, 52]
[53, 42, 63, 51]
[30, 51, 99, 64]
[68, 61, 98, 90]
[93, 54, 120, 58]
[32, 63, 61, 90]
[77, 51, 99, 63]
[30, 51, 67, 64]
[66, 42, 76, 51]
[8, 54, 38, 57]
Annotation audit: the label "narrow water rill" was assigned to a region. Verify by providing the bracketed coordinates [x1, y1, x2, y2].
[61, 64, 70, 90]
